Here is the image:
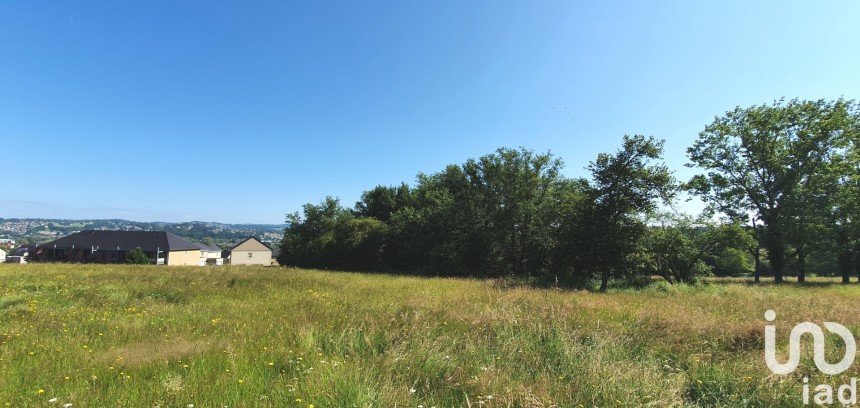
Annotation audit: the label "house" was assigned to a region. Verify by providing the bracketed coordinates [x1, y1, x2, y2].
[227, 237, 272, 266]
[197, 243, 224, 265]
[6, 245, 33, 264]
[33, 230, 206, 266]
[0, 248, 6, 263]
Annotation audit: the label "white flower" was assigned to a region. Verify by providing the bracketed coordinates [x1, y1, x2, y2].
[409, 387, 416, 394]
[63, 404, 73, 408]
[48, 398, 58, 403]
[188, 405, 194, 408]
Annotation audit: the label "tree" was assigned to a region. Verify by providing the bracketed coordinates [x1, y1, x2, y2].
[577, 135, 675, 292]
[354, 184, 413, 222]
[687, 99, 858, 283]
[386, 148, 568, 278]
[125, 248, 151, 264]
[461, 147, 567, 277]
[642, 214, 754, 283]
[278, 197, 352, 268]
[827, 125, 860, 282]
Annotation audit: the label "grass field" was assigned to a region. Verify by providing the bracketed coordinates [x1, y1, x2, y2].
[1, 264, 858, 407]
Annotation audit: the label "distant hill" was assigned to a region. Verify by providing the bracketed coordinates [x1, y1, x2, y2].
[0, 218, 285, 250]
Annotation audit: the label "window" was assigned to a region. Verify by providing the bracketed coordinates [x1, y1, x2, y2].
[248, 252, 253, 259]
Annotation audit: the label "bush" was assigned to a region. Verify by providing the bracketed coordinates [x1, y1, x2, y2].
[125, 248, 150, 264]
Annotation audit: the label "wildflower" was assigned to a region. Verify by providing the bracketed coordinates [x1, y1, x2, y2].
[37, 389, 45, 394]
[64, 404, 73, 408]
[48, 397, 58, 403]
[238, 379, 244, 384]
[409, 387, 416, 394]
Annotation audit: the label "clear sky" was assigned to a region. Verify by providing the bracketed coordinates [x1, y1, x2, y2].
[2, 1, 859, 224]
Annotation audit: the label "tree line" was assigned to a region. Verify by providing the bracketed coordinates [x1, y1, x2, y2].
[278, 99, 859, 290]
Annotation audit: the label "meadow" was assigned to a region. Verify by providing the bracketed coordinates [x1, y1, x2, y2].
[1, 264, 858, 407]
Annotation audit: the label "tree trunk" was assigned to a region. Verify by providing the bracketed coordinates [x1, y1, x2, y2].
[837, 230, 852, 284]
[797, 244, 806, 283]
[764, 220, 785, 283]
[839, 250, 853, 284]
[749, 219, 761, 283]
[854, 241, 860, 283]
[753, 247, 761, 283]
[600, 270, 609, 292]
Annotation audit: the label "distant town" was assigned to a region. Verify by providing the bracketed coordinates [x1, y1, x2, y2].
[0, 218, 284, 249]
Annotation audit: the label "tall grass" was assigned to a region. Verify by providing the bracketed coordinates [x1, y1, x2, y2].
[0, 264, 857, 406]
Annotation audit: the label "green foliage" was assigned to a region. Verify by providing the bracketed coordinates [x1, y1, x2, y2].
[642, 215, 754, 283]
[125, 248, 151, 264]
[279, 99, 858, 288]
[687, 98, 860, 282]
[281, 147, 574, 280]
[710, 248, 754, 277]
[560, 135, 675, 291]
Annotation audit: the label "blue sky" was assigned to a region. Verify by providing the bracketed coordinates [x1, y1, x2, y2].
[2, 1, 859, 224]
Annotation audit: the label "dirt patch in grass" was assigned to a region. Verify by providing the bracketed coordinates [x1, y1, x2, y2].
[99, 337, 218, 367]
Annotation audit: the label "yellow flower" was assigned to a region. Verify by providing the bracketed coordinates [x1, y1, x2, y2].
[37, 389, 45, 394]
[238, 379, 244, 384]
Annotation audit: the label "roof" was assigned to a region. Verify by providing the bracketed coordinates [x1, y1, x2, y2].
[229, 236, 272, 251]
[9, 245, 34, 256]
[195, 242, 222, 252]
[44, 230, 202, 252]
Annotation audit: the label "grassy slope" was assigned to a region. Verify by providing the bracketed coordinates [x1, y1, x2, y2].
[0, 265, 857, 407]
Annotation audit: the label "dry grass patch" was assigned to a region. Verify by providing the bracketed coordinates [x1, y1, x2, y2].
[99, 337, 217, 367]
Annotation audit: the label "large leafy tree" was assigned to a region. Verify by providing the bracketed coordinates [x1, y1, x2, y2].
[354, 184, 413, 222]
[828, 126, 860, 282]
[579, 135, 675, 292]
[462, 148, 566, 277]
[278, 197, 352, 268]
[687, 99, 858, 283]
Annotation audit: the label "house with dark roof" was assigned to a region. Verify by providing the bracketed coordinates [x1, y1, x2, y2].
[226, 237, 272, 266]
[31, 230, 208, 266]
[6, 244, 34, 264]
